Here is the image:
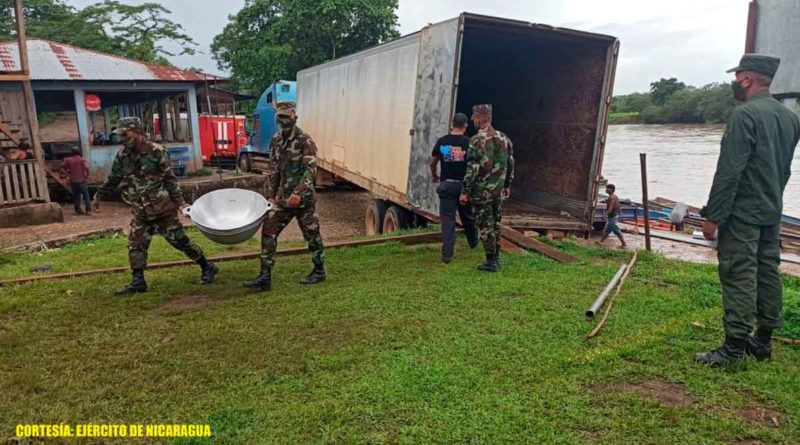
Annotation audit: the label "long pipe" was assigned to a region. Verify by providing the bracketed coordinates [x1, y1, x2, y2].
[586, 264, 627, 319]
[585, 251, 639, 339]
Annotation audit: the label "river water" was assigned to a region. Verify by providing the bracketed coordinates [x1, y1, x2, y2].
[603, 124, 800, 216]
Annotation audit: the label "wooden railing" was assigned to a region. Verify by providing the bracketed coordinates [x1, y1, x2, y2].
[0, 160, 49, 206]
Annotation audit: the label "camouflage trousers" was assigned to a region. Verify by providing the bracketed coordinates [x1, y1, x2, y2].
[260, 204, 324, 271]
[128, 212, 204, 270]
[473, 199, 503, 255]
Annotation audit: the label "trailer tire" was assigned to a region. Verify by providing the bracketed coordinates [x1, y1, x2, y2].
[366, 199, 388, 235]
[238, 153, 252, 173]
[382, 205, 410, 234]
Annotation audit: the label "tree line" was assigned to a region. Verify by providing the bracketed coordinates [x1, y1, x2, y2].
[0, 0, 198, 66]
[611, 78, 737, 124]
[210, 0, 400, 95]
[1, 0, 400, 98]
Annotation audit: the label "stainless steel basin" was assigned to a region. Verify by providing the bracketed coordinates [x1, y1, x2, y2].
[187, 188, 271, 245]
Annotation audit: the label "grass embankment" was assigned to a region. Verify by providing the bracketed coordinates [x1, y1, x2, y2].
[608, 112, 642, 125]
[1, 236, 800, 444]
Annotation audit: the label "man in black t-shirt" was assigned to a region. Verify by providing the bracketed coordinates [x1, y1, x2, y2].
[430, 113, 479, 263]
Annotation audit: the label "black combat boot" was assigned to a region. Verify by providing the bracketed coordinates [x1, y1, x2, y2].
[477, 253, 499, 273]
[243, 269, 272, 291]
[199, 259, 219, 285]
[745, 329, 773, 362]
[300, 265, 326, 284]
[116, 269, 148, 295]
[694, 336, 746, 367]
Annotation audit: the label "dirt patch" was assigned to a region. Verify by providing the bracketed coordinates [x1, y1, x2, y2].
[635, 278, 675, 288]
[576, 232, 800, 276]
[0, 187, 371, 250]
[738, 394, 783, 428]
[600, 378, 695, 407]
[575, 427, 606, 441]
[148, 294, 215, 318]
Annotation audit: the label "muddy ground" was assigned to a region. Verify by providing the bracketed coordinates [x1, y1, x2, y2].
[5, 189, 800, 276]
[0, 188, 371, 249]
[579, 230, 800, 275]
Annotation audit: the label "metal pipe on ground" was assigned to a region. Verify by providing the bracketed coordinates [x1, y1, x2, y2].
[585, 250, 639, 340]
[586, 264, 627, 319]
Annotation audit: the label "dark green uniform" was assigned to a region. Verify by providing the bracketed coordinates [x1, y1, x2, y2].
[260, 125, 324, 271]
[463, 125, 514, 257]
[702, 91, 800, 340]
[97, 140, 205, 270]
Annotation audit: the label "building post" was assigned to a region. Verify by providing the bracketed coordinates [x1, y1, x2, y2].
[14, 0, 51, 201]
[186, 85, 202, 171]
[73, 89, 90, 154]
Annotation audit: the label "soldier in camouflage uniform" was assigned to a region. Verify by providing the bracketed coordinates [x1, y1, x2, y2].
[94, 117, 218, 295]
[460, 104, 515, 272]
[244, 101, 325, 290]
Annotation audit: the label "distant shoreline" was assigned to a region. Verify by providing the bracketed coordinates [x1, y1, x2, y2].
[608, 112, 730, 125]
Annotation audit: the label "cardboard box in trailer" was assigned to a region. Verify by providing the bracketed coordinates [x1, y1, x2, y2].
[297, 13, 619, 234]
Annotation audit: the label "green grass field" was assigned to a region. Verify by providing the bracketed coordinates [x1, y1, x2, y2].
[1, 236, 800, 444]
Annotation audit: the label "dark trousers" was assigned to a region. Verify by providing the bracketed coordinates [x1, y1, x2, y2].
[717, 217, 783, 339]
[71, 182, 91, 213]
[436, 180, 478, 259]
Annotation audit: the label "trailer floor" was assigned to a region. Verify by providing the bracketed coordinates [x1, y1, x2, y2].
[502, 198, 587, 231]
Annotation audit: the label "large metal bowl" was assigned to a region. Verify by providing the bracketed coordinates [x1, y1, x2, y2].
[187, 188, 272, 245]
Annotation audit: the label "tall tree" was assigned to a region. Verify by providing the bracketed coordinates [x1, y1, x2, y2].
[0, 0, 197, 66]
[649, 78, 687, 106]
[211, 0, 400, 94]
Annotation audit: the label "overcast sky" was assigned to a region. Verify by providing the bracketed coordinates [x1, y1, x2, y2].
[67, 0, 750, 94]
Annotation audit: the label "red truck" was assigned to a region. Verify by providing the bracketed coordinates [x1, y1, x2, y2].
[154, 114, 247, 166]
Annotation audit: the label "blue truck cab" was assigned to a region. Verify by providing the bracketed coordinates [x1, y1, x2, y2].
[238, 80, 297, 172]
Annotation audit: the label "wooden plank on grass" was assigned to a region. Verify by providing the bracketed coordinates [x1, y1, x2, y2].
[0, 231, 443, 287]
[500, 225, 577, 263]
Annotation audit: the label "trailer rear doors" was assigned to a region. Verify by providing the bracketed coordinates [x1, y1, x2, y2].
[407, 14, 618, 231]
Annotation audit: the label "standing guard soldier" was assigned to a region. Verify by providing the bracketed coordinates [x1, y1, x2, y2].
[460, 104, 514, 272]
[244, 101, 326, 290]
[696, 54, 800, 367]
[94, 117, 218, 295]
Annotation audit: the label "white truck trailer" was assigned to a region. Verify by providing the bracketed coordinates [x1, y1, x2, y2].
[297, 13, 619, 234]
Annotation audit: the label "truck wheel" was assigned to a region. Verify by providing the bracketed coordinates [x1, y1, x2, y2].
[382, 205, 409, 234]
[365, 199, 388, 235]
[238, 154, 252, 173]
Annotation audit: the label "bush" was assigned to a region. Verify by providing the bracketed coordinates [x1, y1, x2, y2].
[613, 79, 736, 124]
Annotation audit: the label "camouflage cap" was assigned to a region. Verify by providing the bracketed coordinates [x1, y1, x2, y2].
[275, 101, 297, 116]
[114, 117, 144, 135]
[727, 54, 780, 77]
[472, 104, 492, 117]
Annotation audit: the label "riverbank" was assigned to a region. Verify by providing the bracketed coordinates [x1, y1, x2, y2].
[608, 111, 642, 124]
[2, 236, 799, 443]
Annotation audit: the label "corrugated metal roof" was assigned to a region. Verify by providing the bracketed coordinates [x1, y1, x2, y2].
[0, 38, 222, 82]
